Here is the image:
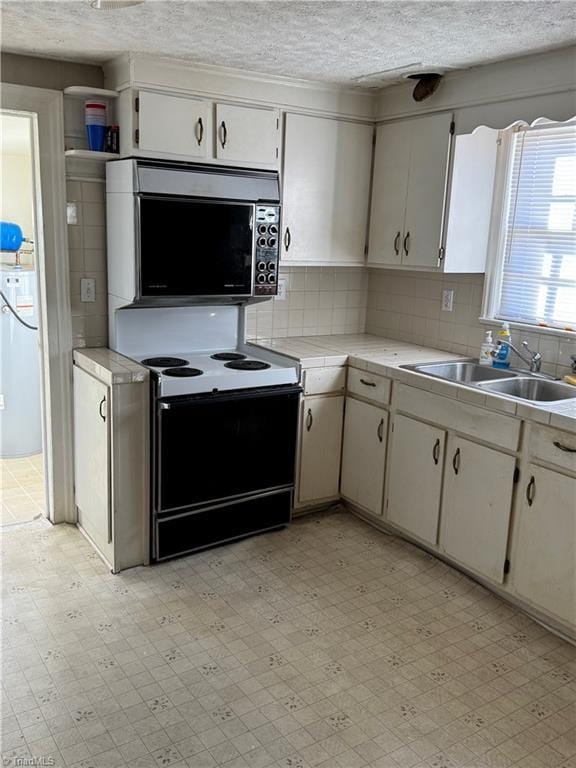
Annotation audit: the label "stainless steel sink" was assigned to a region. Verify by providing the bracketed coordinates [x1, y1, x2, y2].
[403, 361, 519, 383]
[477, 377, 576, 403]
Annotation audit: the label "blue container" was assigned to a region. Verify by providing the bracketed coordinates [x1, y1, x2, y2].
[86, 124, 106, 152]
[0, 221, 25, 252]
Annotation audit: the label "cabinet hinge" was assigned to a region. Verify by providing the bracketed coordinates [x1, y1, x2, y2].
[135, 128, 140, 145]
[450, 119, 455, 135]
[364, 243, 368, 256]
[135, 96, 140, 113]
[438, 246, 445, 262]
[503, 558, 511, 575]
[513, 466, 520, 484]
[276, 118, 279, 130]
[372, 131, 377, 147]
[385, 497, 389, 510]
[391, 421, 394, 433]
[276, 147, 279, 159]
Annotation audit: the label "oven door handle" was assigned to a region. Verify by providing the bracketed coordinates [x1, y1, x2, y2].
[158, 384, 303, 410]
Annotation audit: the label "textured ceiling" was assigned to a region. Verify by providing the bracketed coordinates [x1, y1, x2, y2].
[0, 0, 575, 87]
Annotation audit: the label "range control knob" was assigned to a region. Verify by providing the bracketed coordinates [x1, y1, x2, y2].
[257, 261, 267, 271]
[267, 261, 276, 271]
[257, 224, 268, 235]
[256, 273, 267, 284]
[267, 237, 277, 248]
[257, 236, 267, 247]
[269, 224, 278, 235]
[267, 273, 276, 284]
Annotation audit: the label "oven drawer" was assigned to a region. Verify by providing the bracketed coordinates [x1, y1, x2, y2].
[155, 489, 292, 560]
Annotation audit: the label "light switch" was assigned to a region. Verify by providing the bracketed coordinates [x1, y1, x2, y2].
[441, 289, 454, 312]
[81, 278, 96, 302]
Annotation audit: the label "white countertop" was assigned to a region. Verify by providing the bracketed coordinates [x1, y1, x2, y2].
[253, 333, 576, 434]
[73, 348, 149, 386]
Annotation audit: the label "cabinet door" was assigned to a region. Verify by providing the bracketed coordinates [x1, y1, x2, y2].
[367, 121, 410, 266]
[512, 466, 576, 625]
[402, 112, 453, 268]
[73, 367, 112, 559]
[215, 104, 278, 165]
[385, 415, 445, 544]
[138, 91, 210, 158]
[298, 396, 344, 504]
[341, 398, 387, 516]
[282, 113, 373, 264]
[440, 436, 515, 583]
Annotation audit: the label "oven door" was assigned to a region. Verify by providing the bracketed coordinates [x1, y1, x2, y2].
[138, 196, 255, 298]
[154, 385, 301, 515]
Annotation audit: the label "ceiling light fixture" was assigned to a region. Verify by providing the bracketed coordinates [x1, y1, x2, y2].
[90, 0, 145, 10]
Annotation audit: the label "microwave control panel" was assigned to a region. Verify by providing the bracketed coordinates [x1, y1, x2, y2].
[254, 205, 280, 297]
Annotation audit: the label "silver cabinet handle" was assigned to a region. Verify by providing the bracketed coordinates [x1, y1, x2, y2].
[526, 475, 536, 506]
[553, 441, 576, 453]
[377, 418, 384, 443]
[403, 231, 410, 256]
[196, 117, 204, 146]
[360, 378, 376, 387]
[284, 227, 291, 252]
[452, 447, 460, 475]
[432, 438, 441, 465]
[220, 120, 227, 148]
[393, 231, 401, 256]
[99, 396, 106, 422]
[306, 408, 313, 432]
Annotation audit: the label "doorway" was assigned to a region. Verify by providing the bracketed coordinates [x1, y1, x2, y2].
[0, 110, 47, 525]
[0, 84, 75, 526]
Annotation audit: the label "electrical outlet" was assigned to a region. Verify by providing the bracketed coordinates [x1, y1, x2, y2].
[441, 289, 454, 312]
[66, 202, 78, 225]
[275, 278, 287, 301]
[80, 278, 96, 303]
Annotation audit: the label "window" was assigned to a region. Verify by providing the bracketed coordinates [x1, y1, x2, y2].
[488, 120, 576, 331]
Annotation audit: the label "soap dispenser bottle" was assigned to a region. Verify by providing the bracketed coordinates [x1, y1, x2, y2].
[479, 331, 494, 366]
[492, 322, 511, 368]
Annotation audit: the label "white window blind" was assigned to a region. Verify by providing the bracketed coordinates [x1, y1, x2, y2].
[496, 122, 576, 330]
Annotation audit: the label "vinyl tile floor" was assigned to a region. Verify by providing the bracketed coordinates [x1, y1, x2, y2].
[1, 510, 575, 768]
[0, 453, 46, 526]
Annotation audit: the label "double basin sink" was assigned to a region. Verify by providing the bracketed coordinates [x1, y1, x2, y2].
[401, 360, 576, 404]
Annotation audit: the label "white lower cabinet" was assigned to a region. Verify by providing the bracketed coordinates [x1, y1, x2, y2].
[73, 363, 148, 572]
[297, 395, 344, 505]
[512, 466, 576, 625]
[440, 436, 516, 583]
[340, 398, 388, 516]
[74, 367, 112, 562]
[385, 415, 445, 545]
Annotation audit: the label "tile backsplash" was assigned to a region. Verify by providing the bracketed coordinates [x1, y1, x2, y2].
[366, 269, 576, 378]
[66, 179, 108, 348]
[245, 267, 368, 339]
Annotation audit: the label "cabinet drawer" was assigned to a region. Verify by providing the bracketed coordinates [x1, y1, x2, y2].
[304, 366, 346, 395]
[530, 425, 576, 473]
[347, 367, 391, 405]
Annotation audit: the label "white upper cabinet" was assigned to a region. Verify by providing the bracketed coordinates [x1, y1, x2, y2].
[215, 104, 279, 165]
[281, 113, 373, 265]
[132, 91, 278, 166]
[369, 112, 453, 270]
[402, 112, 453, 268]
[367, 121, 410, 266]
[137, 91, 211, 159]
